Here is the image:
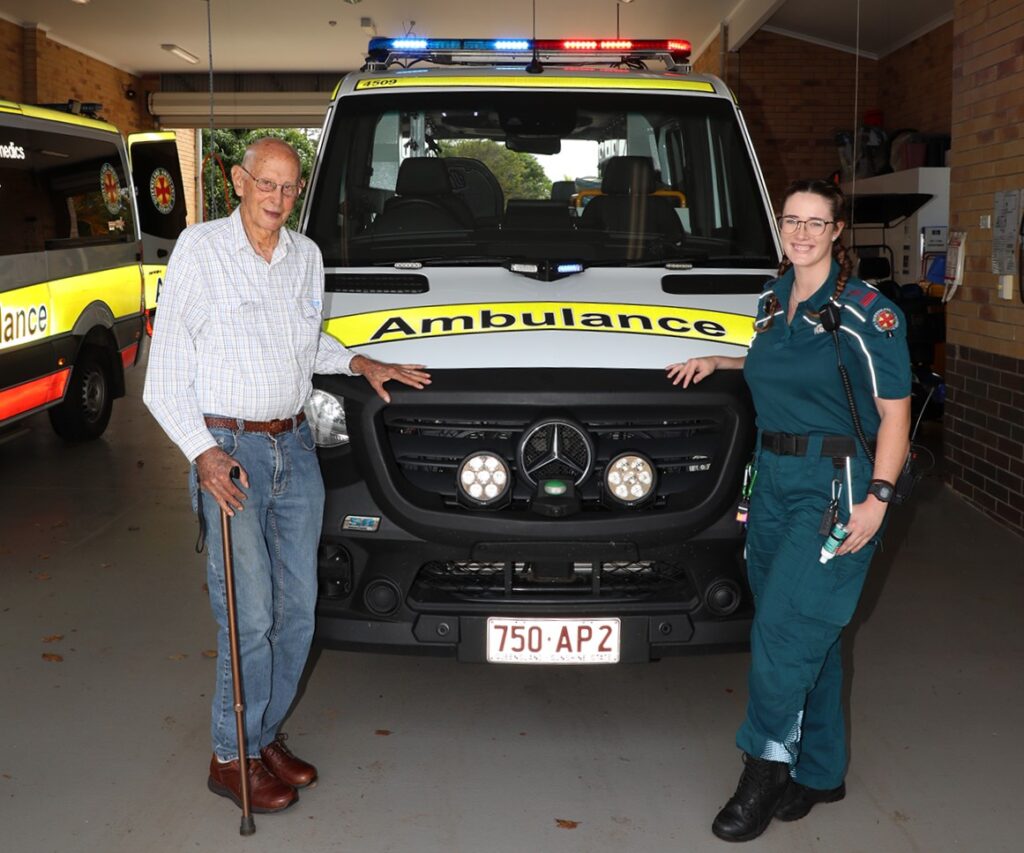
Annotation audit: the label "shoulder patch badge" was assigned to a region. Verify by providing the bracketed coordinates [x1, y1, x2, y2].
[872, 307, 899, 332]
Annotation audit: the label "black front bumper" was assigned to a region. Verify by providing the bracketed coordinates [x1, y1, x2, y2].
[312, 368, 755, 661]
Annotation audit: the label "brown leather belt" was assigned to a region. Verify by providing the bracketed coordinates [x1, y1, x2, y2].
[204, 412, 305, 435]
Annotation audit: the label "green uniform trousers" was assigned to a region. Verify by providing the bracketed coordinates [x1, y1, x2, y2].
[736, 438, 878, 790]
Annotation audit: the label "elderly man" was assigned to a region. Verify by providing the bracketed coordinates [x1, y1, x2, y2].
[145, 137, 429, 813]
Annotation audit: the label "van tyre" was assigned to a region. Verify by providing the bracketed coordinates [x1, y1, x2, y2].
[49, 348, 113, 441]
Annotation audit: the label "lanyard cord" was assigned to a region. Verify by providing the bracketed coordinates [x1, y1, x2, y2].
[829, 327, 875, 465]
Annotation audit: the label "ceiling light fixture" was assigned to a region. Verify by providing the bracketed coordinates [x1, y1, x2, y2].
[161, 44, 200, 65]
[69, 0, 92, 6]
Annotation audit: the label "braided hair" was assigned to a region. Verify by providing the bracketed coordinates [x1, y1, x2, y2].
[757, 179, 854, 333]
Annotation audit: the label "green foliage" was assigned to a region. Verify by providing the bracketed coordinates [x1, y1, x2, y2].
[437, 139, 551, 201]
[199, 128, 318, 230]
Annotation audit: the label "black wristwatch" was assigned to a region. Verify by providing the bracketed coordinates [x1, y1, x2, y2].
[867, 479, 895, 503]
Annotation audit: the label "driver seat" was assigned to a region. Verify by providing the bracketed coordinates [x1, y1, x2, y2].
[374, 158, 475, 234]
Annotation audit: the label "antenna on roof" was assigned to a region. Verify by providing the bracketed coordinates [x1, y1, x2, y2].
[526, 0, 544, 74]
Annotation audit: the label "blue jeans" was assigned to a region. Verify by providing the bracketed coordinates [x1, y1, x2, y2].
[191, 419, 324, 761]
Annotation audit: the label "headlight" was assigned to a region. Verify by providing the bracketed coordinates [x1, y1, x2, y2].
[457, 451, 511, 508]
[604, 452, 656, 507]
[305, 389, 348, 447]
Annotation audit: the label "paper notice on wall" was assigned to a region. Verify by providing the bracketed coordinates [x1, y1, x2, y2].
[944, 230, 966, 303]
[992, 189, 1023, 275]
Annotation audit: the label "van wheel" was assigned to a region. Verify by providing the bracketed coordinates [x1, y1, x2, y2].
[49, 348, 113, 441]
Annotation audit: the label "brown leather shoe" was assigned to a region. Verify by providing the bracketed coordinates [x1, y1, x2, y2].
[261, 734, 318, 788]
[208, 755, 298, 813]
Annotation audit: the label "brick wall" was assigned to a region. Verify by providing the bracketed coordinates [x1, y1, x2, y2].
[693, 27, 954, 209]
[174, 128, 198, 226]
[878, 22, 954, 135]
[0, 23, 151, 132]
[944, 0, 1024, 537]
[723, 30, 881, 206]
[944, 346, 1024, 532]
[31, 27, 150, 133]
[0, 18, 22, 101]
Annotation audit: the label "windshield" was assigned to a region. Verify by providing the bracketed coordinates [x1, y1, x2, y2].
[306, 90, 776, 268]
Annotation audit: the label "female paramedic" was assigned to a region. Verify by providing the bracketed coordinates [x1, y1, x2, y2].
[666, 179, 911, 843]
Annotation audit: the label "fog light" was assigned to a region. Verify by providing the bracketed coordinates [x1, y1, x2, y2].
[364, 578, 401, 616]
[457, 451, 511, 508]
[705, 579, 741, 616]
[604, 452, 656, 506]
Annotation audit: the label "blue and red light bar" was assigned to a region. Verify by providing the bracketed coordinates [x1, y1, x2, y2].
[367, 37, 692, 60]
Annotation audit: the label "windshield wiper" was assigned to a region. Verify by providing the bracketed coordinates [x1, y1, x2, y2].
[371, 256, 511, 267]
[585, 255, 708, 268]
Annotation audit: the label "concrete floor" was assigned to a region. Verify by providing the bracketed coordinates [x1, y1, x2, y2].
[1, 357, 1022, 853]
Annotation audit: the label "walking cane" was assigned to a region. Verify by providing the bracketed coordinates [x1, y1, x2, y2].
[221, 465, 255, 836]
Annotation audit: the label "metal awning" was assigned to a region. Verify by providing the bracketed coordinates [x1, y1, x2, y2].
[147, 91, 332, 128]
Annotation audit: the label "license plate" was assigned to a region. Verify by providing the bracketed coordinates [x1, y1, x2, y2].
[486, 617, 621, 664]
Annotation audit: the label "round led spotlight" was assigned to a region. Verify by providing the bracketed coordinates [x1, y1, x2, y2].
[605, 452, 657, 506]
[457, 452, 511, 508]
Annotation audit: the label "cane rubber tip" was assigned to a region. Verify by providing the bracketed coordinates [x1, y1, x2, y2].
[240, 816, 255, 836]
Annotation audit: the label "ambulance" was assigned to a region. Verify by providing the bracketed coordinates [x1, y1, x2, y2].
[0, 101, 185, 441]
[301, 38, 781, 662]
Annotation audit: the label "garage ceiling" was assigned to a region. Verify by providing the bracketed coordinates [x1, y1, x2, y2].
[1, 0, 952, 76]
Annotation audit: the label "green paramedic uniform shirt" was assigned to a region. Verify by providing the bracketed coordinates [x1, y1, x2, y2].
[743, 261, 912, 438]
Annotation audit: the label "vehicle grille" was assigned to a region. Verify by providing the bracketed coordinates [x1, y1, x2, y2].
[411, 559, 699, 603]
[382, 409, 724, 511]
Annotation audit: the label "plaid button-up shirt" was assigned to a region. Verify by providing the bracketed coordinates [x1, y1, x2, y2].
[144, 208, 355, 461]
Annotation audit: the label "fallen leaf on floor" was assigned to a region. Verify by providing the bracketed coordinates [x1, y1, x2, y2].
[42, 634, 63, 643]
[725, 688, 734, 694]
[555, 819, 580, 829]
[127, 526, 140, 532]
[51, 520, 68, 529]
[202, 583, 209, 592]
[137, 460, 145, 468]
[100, 563, 113, 568]
[168, 653, 188, 661]
[41, 653, 63, 663]
[38, 554, 50, 561]
[201, 650, 217, 658]
[374, 729, 392, 736]
[35, 573, 51, 581]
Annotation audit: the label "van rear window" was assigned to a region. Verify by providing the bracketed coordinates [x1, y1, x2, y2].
[0, 123, 135, 258]
[306, 91, 774, 270]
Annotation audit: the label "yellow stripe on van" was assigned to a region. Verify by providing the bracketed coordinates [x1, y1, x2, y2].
[324, 301, 752, 348]
[0, 100, 118, 132]
[0, 270, 141, 352]
[354, 76, 715, 93]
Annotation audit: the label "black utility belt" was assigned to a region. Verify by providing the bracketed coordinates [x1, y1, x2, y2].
[761, 432, 873, 457]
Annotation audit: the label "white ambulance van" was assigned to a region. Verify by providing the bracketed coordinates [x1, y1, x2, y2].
[301, 38, 781, 662]
[0, 101, 185, 441]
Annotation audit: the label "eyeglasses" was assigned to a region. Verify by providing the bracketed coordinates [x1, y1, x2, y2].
[777, 215, 836, 237]
[238, 165, 305, 198]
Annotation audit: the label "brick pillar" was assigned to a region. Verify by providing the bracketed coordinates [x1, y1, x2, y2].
[21, 24, 44, 104]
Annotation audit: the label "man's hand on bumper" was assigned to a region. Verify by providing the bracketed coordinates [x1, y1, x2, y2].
[351, 355, 431, 403]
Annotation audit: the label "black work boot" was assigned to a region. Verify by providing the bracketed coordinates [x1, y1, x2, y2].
[774, 780, 846, 821]
[711, 753, 791, 842]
